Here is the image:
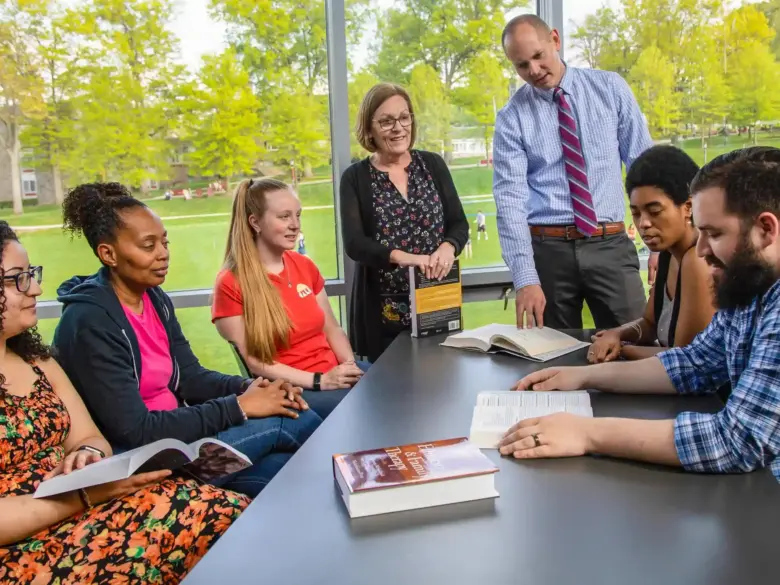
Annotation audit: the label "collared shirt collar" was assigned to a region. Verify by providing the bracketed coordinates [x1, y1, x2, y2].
[533, 61, 574, 102]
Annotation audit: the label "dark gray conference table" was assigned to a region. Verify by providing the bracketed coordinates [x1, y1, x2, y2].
[183, 331, 779, 585]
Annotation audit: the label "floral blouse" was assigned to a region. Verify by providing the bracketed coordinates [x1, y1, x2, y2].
[369, 150, 446, 329]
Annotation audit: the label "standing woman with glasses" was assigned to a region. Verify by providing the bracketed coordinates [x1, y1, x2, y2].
[340, 83, 469, 362]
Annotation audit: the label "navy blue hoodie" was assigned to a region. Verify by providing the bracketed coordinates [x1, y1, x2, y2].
[53, 268, 248, 449]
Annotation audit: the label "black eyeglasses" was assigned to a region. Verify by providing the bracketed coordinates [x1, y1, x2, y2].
[3, 266, 43, 293]
[373, 113, 414, 131]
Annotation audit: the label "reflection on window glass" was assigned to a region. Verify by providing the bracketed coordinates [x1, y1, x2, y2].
[0, 0, 338, 300]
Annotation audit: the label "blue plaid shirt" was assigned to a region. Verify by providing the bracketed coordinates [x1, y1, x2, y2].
[493, 66, 653, 289]
[658, 281, 780, 482]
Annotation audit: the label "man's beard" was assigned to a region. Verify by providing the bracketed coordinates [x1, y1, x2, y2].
[708, 237, 779, 310]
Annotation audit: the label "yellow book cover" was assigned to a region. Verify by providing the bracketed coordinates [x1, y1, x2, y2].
[408, 259, 463, 337]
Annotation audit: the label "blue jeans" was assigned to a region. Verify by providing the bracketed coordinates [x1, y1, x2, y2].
[302, 360, 371, 419]
[214, 409, 321, 497]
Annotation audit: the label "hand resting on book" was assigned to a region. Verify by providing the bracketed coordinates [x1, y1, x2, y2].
[43, 450, 174, 507]
[511, 366, 588, 392]
[498, 412, 590, 459]
[43, 448, 104, 480]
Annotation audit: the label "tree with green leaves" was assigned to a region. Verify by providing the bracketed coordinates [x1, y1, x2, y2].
[265, 88, 329, 187]
[727, 41, 780, 141]
[373, 0, 526, 159]
[568, 7, 632, 75]
[348, 70, 380, 159]
[18, 0, 82, 205]
[0, 6, 48, 214]
[210, 0, 370, 177]
[628, 46, 680, 138]
[453, 51, 507, 162]
[407, 63, 450, 156]
[183, 49, 261, 182]
[682, 27, 731, 146]
[62, 0, 185, 190]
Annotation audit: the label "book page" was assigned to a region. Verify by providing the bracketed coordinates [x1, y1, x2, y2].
[491, 326, 582, 357]
[183, 439, 252, 482]
[513, 340, 590, 362]
[33, 452, 133, 498]
[469, 391, 593, 449]
[130, 439, 194, 475]
[440, 323, 498, 352]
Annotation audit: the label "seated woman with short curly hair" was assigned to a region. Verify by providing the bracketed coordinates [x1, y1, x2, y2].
[588, 145, 716, 363]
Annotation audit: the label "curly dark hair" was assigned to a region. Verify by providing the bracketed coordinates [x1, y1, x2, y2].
[690, 146, 780, 227]
[62, 182, 146, 260]
[0, 221, 51, 390]
[625, 145, 700, 206]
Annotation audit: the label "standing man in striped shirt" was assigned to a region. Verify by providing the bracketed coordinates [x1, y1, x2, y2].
[493, 14, 653, 330]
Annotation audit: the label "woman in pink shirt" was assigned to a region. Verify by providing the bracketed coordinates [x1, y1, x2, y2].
[53, 182, 322, 497]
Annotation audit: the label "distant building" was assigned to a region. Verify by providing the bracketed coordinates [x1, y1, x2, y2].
[0, 151, 58, 205]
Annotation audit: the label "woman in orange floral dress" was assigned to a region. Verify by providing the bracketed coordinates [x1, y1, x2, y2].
[0, 221, 249, 584]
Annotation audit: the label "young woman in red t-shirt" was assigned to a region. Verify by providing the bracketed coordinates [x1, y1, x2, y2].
[212, 178, 367, 418]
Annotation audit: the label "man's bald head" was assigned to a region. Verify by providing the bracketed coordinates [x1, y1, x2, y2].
[501, 14, 563, 90]
[501, 14, 551, 48]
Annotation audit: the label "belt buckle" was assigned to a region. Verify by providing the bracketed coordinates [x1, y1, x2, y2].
[564, 225, 576, 241]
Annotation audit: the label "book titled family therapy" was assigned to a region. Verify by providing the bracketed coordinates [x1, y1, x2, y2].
[332, 437, 499, 518]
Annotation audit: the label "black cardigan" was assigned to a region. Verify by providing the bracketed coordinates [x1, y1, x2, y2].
[339, 150, 469, 361]
[53, 268, 249, 449]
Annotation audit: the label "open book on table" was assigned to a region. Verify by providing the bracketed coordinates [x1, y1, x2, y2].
[440, 324, 589, 362]
[34, 438, 250, 499]
[469, 391, 594, 449]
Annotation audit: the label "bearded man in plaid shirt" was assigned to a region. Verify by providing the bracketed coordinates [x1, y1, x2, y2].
[500, 146, 780, 482]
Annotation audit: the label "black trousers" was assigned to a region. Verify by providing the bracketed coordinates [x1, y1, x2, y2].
[531, 232, 646, 330]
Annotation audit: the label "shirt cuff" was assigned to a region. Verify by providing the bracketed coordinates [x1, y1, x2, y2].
[673, 411, 734, 473]
[657, 347, 688, 394]
[512, 272, 540, 290]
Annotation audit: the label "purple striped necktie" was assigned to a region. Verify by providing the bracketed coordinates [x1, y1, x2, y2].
[554, 87, 599, 236]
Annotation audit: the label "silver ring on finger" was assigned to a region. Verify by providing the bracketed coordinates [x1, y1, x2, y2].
[531, 433, 542, 448]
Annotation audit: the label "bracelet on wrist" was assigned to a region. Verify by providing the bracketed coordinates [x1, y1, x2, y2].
[78, 488, 92, 510]
[77, 445, 106, 459]
[236, 398, 248, 422]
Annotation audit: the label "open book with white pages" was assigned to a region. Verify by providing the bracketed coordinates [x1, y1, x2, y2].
[441, 324, 589, 362]
[34, 438, 250, 498]
[469, 391, 594, 449]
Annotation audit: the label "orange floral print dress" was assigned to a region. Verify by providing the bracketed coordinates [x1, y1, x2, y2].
[0, 364, 250, 585]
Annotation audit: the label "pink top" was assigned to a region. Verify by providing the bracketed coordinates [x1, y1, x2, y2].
[122, 293, 178, 412]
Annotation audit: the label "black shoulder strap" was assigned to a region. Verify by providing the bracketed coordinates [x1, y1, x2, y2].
[661, 235, 699, 347]
[653, 251, 672, 326]
[668, 260, 684, 347]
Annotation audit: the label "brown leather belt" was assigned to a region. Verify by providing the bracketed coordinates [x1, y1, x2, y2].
[529, 222, 625, 240]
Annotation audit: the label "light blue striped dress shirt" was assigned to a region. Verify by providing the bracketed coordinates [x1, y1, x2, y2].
[492, 65, 653, 290]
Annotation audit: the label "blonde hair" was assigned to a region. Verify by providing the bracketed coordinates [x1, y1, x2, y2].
[355, 82, 417, 153]
[224, 178, 293, 364]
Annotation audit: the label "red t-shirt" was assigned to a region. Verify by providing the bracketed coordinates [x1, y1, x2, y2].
[211, 251, 339, 373]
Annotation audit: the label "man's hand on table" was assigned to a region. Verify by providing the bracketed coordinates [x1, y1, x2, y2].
[511, 366, 589, 392]
[498, 412, 593, 459]
[503, 367, 594, 459]
[515, 284, 546, 329]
